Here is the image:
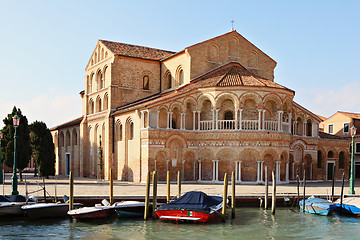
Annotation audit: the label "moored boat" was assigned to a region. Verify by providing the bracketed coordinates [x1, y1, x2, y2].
[22, 196, 83, 219]
[334, 197, 360, 216]
[299, 197, 335, 216]
[68, 199, 115, 220]
[113, 201, 147, 218]
[155, 191, 224, 223]
[0, 195, 36, 216]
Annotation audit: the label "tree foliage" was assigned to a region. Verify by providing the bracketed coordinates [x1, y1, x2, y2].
[1, 106, 32, 171]
[30, 121, 55, 177]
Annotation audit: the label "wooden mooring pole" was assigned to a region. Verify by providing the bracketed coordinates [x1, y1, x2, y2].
[296, 174, 300, 207]
[265, 166, 269, 210]
[302, 170, 306, 212]
[271, 170, 276, 215]
[109, 169, 113, 204]
[222, 173, 228, 222]
[231, 171, 235, 219]
[340, 172, 345, 215]
[144, 171, 150, 220]
[167, 171, 170, 203]
[331, 166, 335, 202]
[43, 177, 46, 202]
[152, 171, 157, 219]
[177, 171, 181, 198]
[69, 172, 74, 211]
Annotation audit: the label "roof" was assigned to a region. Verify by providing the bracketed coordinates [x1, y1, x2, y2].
[112, 62, 293, 115]
[338, 111, 360, 120]
[316, 115, 327, 121]
[100, 40, 175, 61]
[319, 131, 346, 139]
[50, 116, 83, 131]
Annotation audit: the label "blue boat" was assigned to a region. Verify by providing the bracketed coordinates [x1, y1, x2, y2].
[334, 197, 360, 216]
[299, 197, 335, 216]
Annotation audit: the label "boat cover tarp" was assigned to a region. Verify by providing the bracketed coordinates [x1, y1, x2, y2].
[0, 196, 10, 202]
[156, 191, 222, 213]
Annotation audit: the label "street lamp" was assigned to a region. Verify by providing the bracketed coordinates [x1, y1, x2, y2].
[11, 115, 20, 195]
[349, 125, 357, 194]
[0, 131, 3, 184]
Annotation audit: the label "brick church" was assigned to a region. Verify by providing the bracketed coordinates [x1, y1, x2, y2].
[50, 30, 349, 183]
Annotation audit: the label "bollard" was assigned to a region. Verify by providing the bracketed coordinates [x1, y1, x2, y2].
[69, 172, 74, 211]
[177, 171, 181, 198]
[265, 166, 269, 210]
[340, 172, 345, 215]
[302, 170, 306, 212]
[110, 169, 113, 204]
[231, 171, 235, 219]
[152, 171, 158, 219]
[167, 171, 170, 203]
[144, 171, 150, 220]
[271, 170, 276, 215]
[222, 173, 228, 222]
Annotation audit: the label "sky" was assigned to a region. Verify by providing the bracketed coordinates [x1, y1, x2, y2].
[0, 0, 359, 129]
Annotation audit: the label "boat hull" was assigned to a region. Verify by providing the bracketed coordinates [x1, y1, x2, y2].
[155, 209, 221, 223]
[0, 203, 25, 216]
[113, 201, 147, 218]
[23, 203, 83, 219]
[69, 208, 114, 220]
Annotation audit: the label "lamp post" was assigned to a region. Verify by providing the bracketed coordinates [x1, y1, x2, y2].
[0, 131, 3, 184]
[11, 115, 20, 195]
[349, 125, 357, 195]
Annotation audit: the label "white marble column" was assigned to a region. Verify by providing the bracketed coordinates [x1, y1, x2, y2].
[278, 111, 283, 131]
[212, 109, 215, 130]
[239, 109, 243, 130]
[169, 112, 173, 129]
[235, 109, 238, 130]
[212, 160, 216, 182]
[216, 160, 219, 181]
[154, 160, 157, 172]
[260, 161, 264, 182]
[258, 110, 262, 131]
[192, 111, 196, 130]
[193, 161, 197, 181]
[197, 111, 201, 131]
[275, 161, 281, 182]
[198, 161, 202, 181]
[256, 161, 261, 182]
[286, 162, 289, 182]
[180, 113, 184, 130]
[166, 112, 170, 129]
[141, 111, 145, 129]
[237, 161, 242, 182]
[262, 109, 266, 130]
[147, 110, 151, 129]
[288, 113, 292, 133]
[156, 110, 159, 128]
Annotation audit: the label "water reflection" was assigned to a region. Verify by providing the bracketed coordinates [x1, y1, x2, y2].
[1, 209, 360, 240]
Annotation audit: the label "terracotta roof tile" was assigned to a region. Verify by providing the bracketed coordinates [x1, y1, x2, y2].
[50, 116, 83, 131]
[100, 40, 175, 61]
[338, 111, 360, 120]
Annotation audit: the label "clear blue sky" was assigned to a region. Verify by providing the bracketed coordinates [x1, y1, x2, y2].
[0, 0, 359, 128]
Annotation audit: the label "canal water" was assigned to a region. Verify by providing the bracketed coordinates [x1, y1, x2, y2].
[1, 208, 360, 240]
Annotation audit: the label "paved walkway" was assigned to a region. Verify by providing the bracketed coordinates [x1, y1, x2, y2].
[2, 173, 360, 198]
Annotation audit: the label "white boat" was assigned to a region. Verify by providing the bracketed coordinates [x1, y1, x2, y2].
[334, 197, 360, 216]
[22, 196, 83, 219]
[0, 195, 36, 216]
[68, 199, 115, 220]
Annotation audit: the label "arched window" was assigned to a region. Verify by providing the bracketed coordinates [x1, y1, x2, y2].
[327, 151, 334, 158]
[317, 151, 322, 168]
[143, 75, 149, 90]
[339, 152, 345, 169]
[72, 129, 77, 145]
[179, 69, 184, 85]
[130, 122, 134, 140]
[66, 130, 71, 146]
[168, 74, 172, 89]
[224, 111, 234, 120]
[101, 48, 104, 60]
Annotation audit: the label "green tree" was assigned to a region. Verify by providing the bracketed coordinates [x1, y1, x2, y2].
[1, 106, 32, 179]
[30, 121, 55, 177]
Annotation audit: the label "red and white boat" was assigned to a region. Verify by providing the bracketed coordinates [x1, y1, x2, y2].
[155, 191, 225, 223]
[67, 199, 115, 220]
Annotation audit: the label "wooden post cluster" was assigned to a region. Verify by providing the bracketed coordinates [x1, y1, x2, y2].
[69, 171, 74, 211]
[152, 171, 158, 219]
[271, 170, 276, 214]
[110, 169, 113, 204]
[144, 171, 150, 220]
[231, 171, 235, 219]
[167, 171, 170, 202]
[177, 171, 181, 198]
[265, 167, 269, 210]
[222, 173, 228, 222]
